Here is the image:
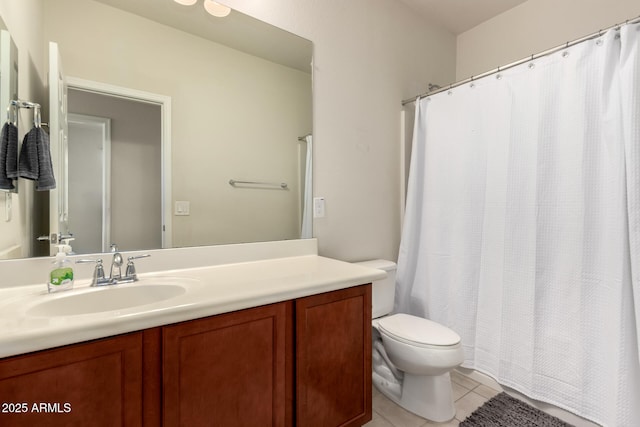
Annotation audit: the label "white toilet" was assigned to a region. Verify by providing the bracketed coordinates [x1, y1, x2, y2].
[356, 259, 464, 422]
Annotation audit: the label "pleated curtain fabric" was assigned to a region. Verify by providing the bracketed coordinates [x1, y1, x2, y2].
[301, 135, 313, 239]
[396, 23, 640, 426]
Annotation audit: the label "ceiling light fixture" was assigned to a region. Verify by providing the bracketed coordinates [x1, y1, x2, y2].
[203, 0, 231, 17]
[173, 0, 231, 18]
[173, 0, 197, 5]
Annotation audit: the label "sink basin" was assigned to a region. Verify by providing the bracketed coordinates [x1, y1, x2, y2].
[27, 284, 187, 317]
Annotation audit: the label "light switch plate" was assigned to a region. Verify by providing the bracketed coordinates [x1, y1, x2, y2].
[175, 201, 190, 216]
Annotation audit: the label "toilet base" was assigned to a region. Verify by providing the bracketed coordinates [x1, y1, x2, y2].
[373, 371, 456, 423]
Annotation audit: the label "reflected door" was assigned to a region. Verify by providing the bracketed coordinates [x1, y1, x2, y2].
[67, 114, 111, 253]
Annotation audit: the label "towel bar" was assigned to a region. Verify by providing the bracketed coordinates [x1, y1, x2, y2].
[229, 179, 288, 189]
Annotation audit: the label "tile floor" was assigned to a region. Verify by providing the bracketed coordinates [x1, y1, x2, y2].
[364, 370, 501, 427]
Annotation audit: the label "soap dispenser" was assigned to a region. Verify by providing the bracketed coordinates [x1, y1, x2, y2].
[48, 242, 74, 293]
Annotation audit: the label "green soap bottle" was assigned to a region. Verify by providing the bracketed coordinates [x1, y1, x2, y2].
[48, 244, 74, 293]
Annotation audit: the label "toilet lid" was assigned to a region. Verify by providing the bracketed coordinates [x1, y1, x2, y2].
[377, 313, 461, 346]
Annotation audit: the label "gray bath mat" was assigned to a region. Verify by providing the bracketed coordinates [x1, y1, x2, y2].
[460, 392, 574, 426]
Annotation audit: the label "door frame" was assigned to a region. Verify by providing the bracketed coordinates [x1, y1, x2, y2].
[66, 77, 172, 249]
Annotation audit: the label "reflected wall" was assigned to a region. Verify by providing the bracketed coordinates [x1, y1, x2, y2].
[44, 0, 312, 249]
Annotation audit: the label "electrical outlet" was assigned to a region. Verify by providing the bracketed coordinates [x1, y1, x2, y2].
[313, 197, 325, 218]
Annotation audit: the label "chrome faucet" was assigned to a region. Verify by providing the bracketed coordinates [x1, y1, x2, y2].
[76, 258, 111, 286]
[109, 244, 124, 281]
[77, 244, 150, 286]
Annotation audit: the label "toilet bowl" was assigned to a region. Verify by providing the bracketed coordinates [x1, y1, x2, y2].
[355, 260, 464, 422]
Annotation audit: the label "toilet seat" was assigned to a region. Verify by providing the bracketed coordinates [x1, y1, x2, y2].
[377, 314, 461, 348]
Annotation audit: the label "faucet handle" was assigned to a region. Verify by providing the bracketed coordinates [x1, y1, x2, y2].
[76, 258, 104, 269]
[128, 254, 151, 261]
[76, 258, 108, 286]
[125, 254, 151, 280]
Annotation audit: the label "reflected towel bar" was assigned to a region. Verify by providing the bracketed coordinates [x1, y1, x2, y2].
[229, 179, 288, 189]
[8, 99, 43, 128]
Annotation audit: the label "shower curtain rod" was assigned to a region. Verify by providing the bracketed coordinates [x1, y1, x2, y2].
[401, 14, 640, 106]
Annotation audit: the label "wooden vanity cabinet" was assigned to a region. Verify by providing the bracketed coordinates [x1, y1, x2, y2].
[159, 285, 372, 427]
[0, 332, 144, 427]
[162, 301, 293, 427]
[0, 284, 372, 427]
[296, 285, 372, 427]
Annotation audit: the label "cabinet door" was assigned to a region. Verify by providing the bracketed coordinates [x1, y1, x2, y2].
[296, 285, 372, 427]
[0, 332, 143, 427]
[162, 301, 292, 427]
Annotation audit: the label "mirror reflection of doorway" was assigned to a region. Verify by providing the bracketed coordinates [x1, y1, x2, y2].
[67, 114, 111, 253]
[67, 89, 162, 253]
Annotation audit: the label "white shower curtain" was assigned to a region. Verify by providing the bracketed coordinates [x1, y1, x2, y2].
[301, 135, 313, 239]
[396, 24, 640, 426]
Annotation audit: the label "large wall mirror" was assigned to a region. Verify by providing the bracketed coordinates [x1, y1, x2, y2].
[0, 0, 313, 260]
[0, 14, 19, 259]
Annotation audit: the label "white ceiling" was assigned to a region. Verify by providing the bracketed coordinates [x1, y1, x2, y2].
[396, 0, 529, 34]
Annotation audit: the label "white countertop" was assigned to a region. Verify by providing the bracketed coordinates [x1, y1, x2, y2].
[0, 255, 386, 358]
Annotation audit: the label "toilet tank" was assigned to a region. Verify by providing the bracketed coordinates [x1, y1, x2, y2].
[354, 259, 397, 319]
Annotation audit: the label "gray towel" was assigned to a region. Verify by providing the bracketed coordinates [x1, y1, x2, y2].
[18, 126, 56, 191]
[0, 122, 17, 190]
[4, 122, 18, 179]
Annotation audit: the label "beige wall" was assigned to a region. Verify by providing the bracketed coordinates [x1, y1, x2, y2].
[0, 0, 45, 258]
[0, 0, 44, 102]
[223, 0, 457, 261]
[457, 0, 640, 80]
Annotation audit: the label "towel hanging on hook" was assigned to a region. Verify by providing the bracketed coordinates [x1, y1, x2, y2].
[0, 119, 18, 190]
[18, 126, 56, 190]
[5, 99, 56, 191]
[1, 103, 19, 185]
